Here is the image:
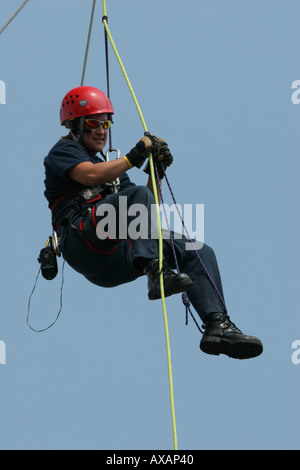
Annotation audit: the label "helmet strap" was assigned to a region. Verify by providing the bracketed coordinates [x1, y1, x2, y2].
[71, 132, 79, 143]
[79, 116, 86, 146]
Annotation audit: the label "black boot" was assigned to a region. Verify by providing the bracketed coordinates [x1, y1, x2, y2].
[144, 259, 193, 300]
[200, 313, 263, 359]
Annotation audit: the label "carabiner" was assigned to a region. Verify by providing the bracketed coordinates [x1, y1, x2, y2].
[105, 148, 121, 161]
[105, 148, 121, 193]
[52, 230, 61, 257]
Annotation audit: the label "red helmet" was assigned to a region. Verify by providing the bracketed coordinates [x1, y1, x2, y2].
[60, 86, 114, 126]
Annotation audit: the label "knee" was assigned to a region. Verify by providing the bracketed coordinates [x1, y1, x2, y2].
[131, 185, 154, 204]
[135, 185, 153, 197]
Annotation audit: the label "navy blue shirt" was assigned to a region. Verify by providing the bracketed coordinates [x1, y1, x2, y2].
[44, 138, 135, 208]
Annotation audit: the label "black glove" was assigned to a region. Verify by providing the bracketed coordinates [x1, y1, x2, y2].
[125, 135, 160, 168]
[143, 138, 173, 178]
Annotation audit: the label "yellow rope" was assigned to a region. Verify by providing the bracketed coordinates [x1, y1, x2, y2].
[102, 0, 178, 450]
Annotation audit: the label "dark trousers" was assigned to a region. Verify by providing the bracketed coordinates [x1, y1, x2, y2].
[61, 185, 226, 321]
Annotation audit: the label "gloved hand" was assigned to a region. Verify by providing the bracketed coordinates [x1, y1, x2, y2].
[125, 135, 160, 168]
[143, 138, 173, 178]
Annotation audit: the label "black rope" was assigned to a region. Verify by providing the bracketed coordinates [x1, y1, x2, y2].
[81, 0, 97, 86]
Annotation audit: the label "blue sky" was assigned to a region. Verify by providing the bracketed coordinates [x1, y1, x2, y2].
[0, 0, 299, 450]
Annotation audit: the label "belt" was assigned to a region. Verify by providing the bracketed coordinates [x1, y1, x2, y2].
[51, 184, 111, 230]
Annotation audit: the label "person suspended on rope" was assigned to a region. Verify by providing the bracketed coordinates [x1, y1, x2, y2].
[43, 85, 263, 360]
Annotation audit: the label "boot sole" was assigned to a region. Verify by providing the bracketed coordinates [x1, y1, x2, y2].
[148, 278, 193, 300]
[200, 336, 263, 360]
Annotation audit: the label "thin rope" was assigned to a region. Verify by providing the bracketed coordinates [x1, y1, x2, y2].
[27, 260, 66, 333]
[81, 0, 97, 86]
[162, 166, 227, 313]
[103, 14, 113, 151]
[154, 163, 204, 333]
[101, 0, 178, 450]
[0, 0, 30, 35]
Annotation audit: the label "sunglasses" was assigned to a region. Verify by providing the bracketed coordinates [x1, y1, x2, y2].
[84, 119, 112, 130]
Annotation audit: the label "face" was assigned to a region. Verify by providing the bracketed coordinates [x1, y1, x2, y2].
[82, 113, 109, 155]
